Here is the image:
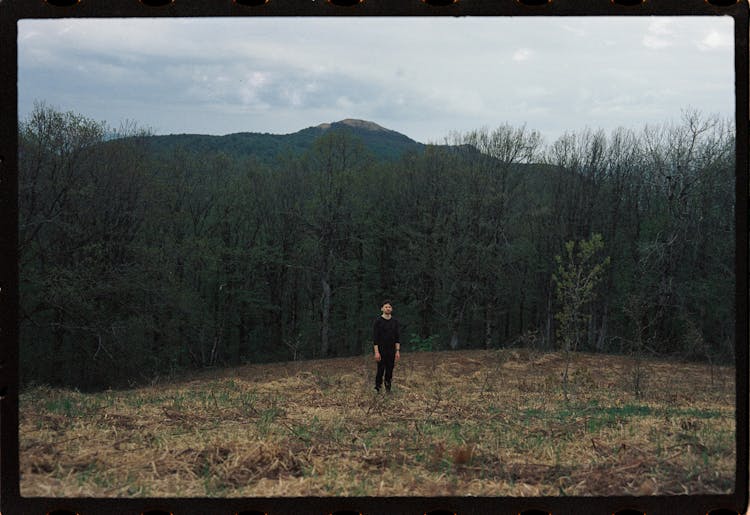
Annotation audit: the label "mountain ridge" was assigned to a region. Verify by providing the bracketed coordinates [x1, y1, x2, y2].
[315, 118, 391, 133]
[145, 118, 424, 163]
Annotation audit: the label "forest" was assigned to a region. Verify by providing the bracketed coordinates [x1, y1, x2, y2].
[18, 103, 736, 391]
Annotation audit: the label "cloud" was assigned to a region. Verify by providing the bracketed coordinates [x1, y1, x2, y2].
[560, 23, 587, 37]
[698, 29, 733, 51]
[512, 48, 533, 62]
[18, 17, 734, 144]
[643, 19, 675, 49]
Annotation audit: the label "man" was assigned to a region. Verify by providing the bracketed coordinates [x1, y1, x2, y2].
[373, 300, 401, 393]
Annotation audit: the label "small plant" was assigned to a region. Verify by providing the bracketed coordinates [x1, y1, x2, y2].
[409, 333, 441, 352]
[313, 371, 332, 390]
[571, 366, 595, 388]
[257, 407, 281, 436]
[630, 360, 649, 400]
[291, 415, 321, 443]
[240, 391, 257, 413]
[283, 333, 305, 361]
[451, 444, 474, 466]
[45, 397, 75, 417]
[514, 329, 543, 351]
[428, 442, 446, 470]
[170, 393, 184, 410]
[543, 373, 558, 393]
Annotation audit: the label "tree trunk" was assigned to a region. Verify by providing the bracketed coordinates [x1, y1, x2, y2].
[484, 302, 493, 349]
[597, 302, 608, 352]
[52, 309, 65, 386]
[546, 280, 555, 350]
[450, 330, 460, 350]
[291, 271, 299, 338]
[237, 305, 246, 364]
[419, 277, 434, 338]
[320, 275, 332, 357]
[354, 241, 364, 355]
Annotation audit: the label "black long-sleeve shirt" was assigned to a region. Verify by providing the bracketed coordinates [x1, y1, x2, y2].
[373, 316, 401, 353]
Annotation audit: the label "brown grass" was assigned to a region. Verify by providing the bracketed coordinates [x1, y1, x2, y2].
[19, 349, 735, 497]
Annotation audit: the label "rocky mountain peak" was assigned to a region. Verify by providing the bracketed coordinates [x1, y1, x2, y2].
[316, 119, 389, 132]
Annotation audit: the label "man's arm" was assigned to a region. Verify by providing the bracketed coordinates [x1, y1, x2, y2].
[395, 319, 401, 360]
[373, 319, 381, 361]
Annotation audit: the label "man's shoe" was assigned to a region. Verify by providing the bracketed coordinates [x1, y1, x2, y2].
[375, 386, 381, 393]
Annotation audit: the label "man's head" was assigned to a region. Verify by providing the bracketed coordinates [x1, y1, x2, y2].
[381, 300, 393, 316]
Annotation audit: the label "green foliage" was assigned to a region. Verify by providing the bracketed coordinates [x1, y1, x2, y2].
[409, 333, 441, 352]
[553, 233, 611, 353]
[553, 233, 611, 400]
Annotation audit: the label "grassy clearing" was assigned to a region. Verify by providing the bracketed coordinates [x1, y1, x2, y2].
[19, 349, 735, 497]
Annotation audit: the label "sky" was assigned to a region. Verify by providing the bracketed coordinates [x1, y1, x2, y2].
[18, 16, 735, 144]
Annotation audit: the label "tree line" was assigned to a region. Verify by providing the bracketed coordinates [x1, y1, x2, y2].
[19, 102, 735, 390]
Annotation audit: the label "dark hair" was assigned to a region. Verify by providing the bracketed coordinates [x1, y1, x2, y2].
[381, 299, 393, 308]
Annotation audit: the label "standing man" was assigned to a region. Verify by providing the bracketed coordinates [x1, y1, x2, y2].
[373, 300, 401, 393]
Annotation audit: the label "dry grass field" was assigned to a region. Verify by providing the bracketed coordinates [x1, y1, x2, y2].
[19, 349, 735, 497]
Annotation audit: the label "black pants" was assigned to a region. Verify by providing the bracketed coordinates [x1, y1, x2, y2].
[375, 350, 396, 390]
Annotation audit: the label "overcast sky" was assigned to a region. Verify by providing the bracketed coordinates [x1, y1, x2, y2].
[18, 16, 734, 144]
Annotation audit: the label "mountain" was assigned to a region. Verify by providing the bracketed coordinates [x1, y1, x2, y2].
[297, 119, 426, 161]
[142, 119, 425, 164]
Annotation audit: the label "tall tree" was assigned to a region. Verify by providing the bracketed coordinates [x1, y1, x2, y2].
[302, 131, 370, 357]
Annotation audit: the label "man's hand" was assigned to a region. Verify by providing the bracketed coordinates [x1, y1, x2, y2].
[374, 351, 381, 362]
[395, 350, 400, 362]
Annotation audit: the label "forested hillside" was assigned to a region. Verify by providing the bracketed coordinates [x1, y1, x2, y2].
[140, 118, 424, 165]
[18, 103, 736, 390]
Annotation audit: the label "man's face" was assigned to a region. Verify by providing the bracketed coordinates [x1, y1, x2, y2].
[381, 303, 393, 315]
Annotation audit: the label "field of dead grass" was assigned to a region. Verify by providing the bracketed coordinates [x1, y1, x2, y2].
[19, 349, 735, 497]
